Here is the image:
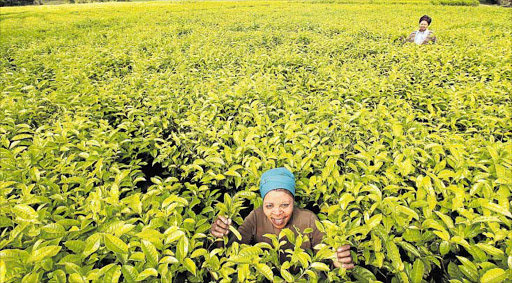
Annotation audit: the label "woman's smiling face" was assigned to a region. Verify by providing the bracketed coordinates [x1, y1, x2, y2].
[263, 189, 294, 229]
[419, 20, 429, 32]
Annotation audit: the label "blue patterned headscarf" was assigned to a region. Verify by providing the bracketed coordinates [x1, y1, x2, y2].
[259, 167, 295, 200]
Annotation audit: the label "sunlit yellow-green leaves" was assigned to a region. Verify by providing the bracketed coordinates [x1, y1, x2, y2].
[0, 0, 511, 282]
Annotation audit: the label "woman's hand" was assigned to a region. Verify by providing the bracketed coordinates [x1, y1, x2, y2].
[333, 244, 355, 269]
[210, 215, 232, 238]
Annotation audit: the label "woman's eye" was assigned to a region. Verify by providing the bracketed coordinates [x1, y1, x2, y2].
[281, 204, 289, 208]
[265, 205, 273, 209]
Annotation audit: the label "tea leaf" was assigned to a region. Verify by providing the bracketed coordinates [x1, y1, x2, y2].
[0, 260, 5, 283]
[13, 205, 38, 220]
[83, 234, 101, 258]
[352, 266, 377, 282]
[411, 259, 424, 283]
[121, 265, 137, 283]
[480, 268, 507, 283]
[281, 268, 294, 282]
[141, 240, 159, 268]
[311, 262, 330, 272]
[183, 258, 197, 276]
[475, 243, 504, 257]
[28, 246, 62, 263]
[104, 234, 129, 254]
[480, 201, 512, 218]
[176, 236, 189, 261]
[255, 263, 273, 281]
[135, 268, 158, 281]
[229, 225, 242, 241]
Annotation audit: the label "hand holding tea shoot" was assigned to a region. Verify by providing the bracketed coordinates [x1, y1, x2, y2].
[211, 193, 243, 241]
[210, 215, 232, 238]
[333, 244, 354, 269]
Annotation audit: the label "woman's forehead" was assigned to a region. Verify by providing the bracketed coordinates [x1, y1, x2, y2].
[264, 199, 292, 204]
[264, 190, 294, 202]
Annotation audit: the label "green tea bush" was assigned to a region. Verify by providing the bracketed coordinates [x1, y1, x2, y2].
[0, 1, 511, 282]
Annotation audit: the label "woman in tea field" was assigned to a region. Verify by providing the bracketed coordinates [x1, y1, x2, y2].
[210, 167, 355, 270]
[406, 15, 437, 45]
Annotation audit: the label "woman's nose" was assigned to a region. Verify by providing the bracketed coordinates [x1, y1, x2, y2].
[272, 207, 283, 214]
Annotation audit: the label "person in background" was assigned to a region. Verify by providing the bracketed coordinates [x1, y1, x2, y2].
[406, 15, 437, 45]
[210, 167, 355, 270]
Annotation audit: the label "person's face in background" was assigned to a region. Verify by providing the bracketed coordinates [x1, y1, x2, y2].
[419, 20, 429, 32]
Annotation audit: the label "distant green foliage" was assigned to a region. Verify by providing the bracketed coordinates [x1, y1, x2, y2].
[68, 0, 130, 3]
[481, 0, 512, 5]
[311, 0, 432, 3]
[0, 0, 40, 7]
[497, 0, 512, 6]
[432, 0, 479, 5]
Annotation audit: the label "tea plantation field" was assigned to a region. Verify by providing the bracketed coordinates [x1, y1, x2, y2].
[0, 0, 511, 282]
